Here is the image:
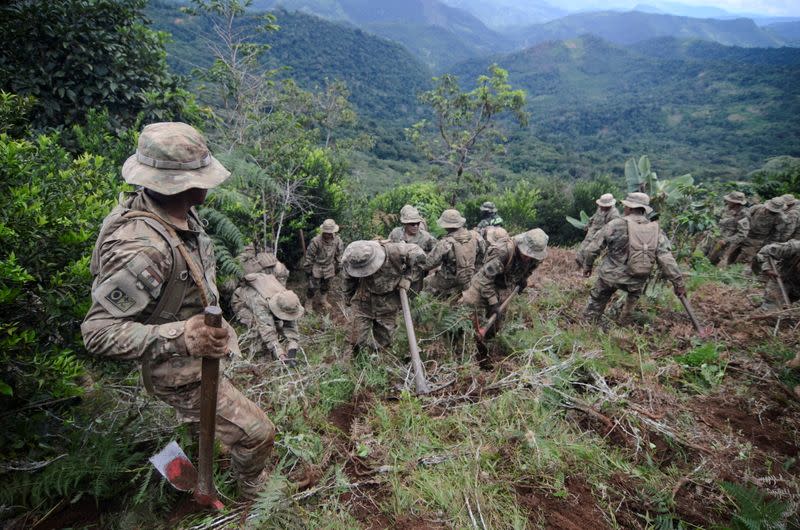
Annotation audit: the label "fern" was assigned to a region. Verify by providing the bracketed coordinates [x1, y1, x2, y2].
[199, 206, 246, 282]
[722, 481, 790, 530]
[247, 472, 303, 529]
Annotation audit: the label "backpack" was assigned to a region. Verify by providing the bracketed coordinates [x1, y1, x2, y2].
[626, 219, 659, 278]
[450, 232, 479, 289]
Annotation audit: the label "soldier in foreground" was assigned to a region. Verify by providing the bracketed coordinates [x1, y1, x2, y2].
[579, 192, 686, 323]
[237, 243, 289, 286]
[424, 209, 483, 299]
[735, 196, 787, 266]
[81, 122, 274, 498]
[461, 227, 548, 332]
[476, 201, 503, 236]
[705, 191, 749, 266]
[232, 272, 303, 366]
[302, 219, 344, 311]
[341, 240, 425, 354]
[578, 193, 621, 255]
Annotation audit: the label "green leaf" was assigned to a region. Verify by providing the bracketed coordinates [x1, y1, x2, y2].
[0, 380, 12, 396]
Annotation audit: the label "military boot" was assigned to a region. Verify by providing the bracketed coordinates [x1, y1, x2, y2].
[618, 297, 637, 325]
[319, 292, 332, 311]
[304, 291, 316, 313]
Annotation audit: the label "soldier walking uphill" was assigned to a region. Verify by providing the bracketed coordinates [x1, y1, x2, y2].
[232, 272, 303, 367]
[341, 240, 425, 354]
[81, 122, 274, 499]
[476, 201, 503, 236]
[735, 197, 787, 266]
[424, 209, 484, 299]
[389, 205, 436, 293]
[578, 192, 686, 323]
[461, 227, 549, 335]
[578, 193, 621, 255]
[302, 219, 344, 311]
[705, 191, 749, 266]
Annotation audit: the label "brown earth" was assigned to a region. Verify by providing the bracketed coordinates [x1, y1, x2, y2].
[515, 476, 612, 529]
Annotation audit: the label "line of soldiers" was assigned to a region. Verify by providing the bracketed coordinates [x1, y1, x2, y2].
[81, 123, 800, 500]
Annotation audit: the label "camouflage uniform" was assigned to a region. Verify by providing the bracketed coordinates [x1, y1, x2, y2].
[755, 240, 800, 310]
[81, 123, 273, 496]
[735, 198, 787, 265]
[424, 210, 484, 299]
[388, 226, 436, 253]
[342, 241, 425, 351]
[231, 273, 302, 361]
[237, 244, 289, 286]
[579, 204, 685, 321]
[302, 219, 344, 308]
[706, 192, 749, 265]
[476, 201, 503, 236]
[578, 196, 621, 257]
[779, 194, 799, 242]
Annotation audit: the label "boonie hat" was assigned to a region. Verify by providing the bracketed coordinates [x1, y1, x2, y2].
[596, 193, 616, 207]
[514, 228, 549, 260]
[621, 192, 653, 214]
[342, 241, 386, 278]
[122, 122, 230, 195]
[781, 193, 797, 206]
[399, 205, 424, 224]
[320, 219, 340, 234]
[723, 191, 747, 205]
[480, 201, 498, 213]
[485, 226, 509, 245]
[268, 290, 304, 321]
[765, 197, 785, 213]
[437, 209, 466, 229]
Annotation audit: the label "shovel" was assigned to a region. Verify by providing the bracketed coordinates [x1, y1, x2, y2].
[150, 306, 225, 510]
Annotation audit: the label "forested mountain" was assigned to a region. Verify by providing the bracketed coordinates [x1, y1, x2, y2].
[439, 0, 567, 28]
[148, 3, 431, 119]
[767, 20, 800, 44]
[510, 10, 788, 49]
[451, 35, 800, 180]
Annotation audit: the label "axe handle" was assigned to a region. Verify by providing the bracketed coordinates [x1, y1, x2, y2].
[399, 288, 431, 395]
[479, 285, 521, 338]
[677, 294, 703, 334]
[768, 257, 791, 308]
[196, 306, 223, 507]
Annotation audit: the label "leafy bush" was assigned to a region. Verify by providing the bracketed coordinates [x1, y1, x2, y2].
[750, 156, 800, 198]
[367, 182, 450, 238]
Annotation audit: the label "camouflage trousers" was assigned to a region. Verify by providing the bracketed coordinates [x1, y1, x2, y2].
[351, 293, 400, 351]
[153, 376, 275, 485]
[307, 274, 333, 295]
[705, 238, 734, 265]
[761, 278, 800, 311]
[584, 276, 645, 321]
[734, 238, 764, 266]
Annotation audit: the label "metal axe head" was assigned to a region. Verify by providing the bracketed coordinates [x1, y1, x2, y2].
[150, 441, 198, 492]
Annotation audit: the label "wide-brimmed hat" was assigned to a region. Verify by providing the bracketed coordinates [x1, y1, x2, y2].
[723, 191, 747, 205]
[342, 241, 386, 278]
[765, 197, 786, 213]
[268, 290, 304, 321]
[480, 201, 498, 213]
[121, 122, 230, 195]
[781, 193, 797, 206]
[399, 204, 424, 224]
[596, 193, 616, 207]
[320, 219, 340, 234]
[514, 228, 548, 260]
[621, 192, 653, 214]
[437, 209, 466, 229]
[485, 226, 510, 245]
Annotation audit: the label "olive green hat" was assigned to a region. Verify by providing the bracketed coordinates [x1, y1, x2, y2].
[342, 241, 386, 278]
[723, 191, 747, 205]
[596, 193, 616, 207]
[765, 197, 786, 213]
[122, 122, 230, 195]
[268, 290, 304, 321]
[480, 201, 497, 213]
[621, 192, 653, 214]
[399, 204, 424, 224]
[320, 219, 340, 234]
[437, 209, 466, 229]
[514, 228, 549, 260]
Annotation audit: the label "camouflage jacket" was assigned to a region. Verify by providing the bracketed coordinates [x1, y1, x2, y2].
[388, 226, 437, 253]
[343, 242, 425, 304]
[584, 207, 621, 242]
[424, 227, 483, 291]
[745, 204, 787, 245]
[579, 214, 684, 288]
[231, 273, 299, 344]
[81, 191, 236, 389]
[303, 234, 344, 279]
[717, 206, 750, 245]
[468, 237, 541, 306]
[756, 239, 800, 284]
[477, 214, 503, 230]
[781, 204, 800, 241]
[237, 247, 289, 286]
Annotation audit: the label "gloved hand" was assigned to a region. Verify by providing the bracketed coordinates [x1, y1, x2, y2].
[673, 284, 687, 298]
[185, 314, 230, 358]
[398, 278, 411, 291]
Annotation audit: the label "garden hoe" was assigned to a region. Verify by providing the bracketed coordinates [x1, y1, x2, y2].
[399, 287, 431, 395]
[149, 306, 225, 511]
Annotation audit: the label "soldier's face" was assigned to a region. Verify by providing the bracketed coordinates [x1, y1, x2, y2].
[185, 187, 208, 206]
[404, 223, 420, 236]
[322, 233, 334, 242]
[599, 206, 611, 212]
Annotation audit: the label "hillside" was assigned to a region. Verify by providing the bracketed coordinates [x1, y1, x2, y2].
[511, 10, 788, 49]
[451, 35, 800, 180]
[439, 0, 567, 29]
[767, 20, 800, 44]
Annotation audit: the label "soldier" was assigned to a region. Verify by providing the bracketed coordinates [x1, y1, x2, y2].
[476, 201, 503, 236]
[780, 194, 799, 241]
[578, 193, 621, 256]
[754, 239, 800, 311]
[302, 219, 344, 311]
[237, 243, 289, 286]
[424, 209, 483, 299]
[735, 196, 787, 266]
[342, 240, 425, 354]
[388, 204, 436, 253]
[231, 272, 303, 366]
[81, 122, 274, 498]
[705, 191, 749, 265]
[461, 227, 548, 327]
[579, 192, 686, 323]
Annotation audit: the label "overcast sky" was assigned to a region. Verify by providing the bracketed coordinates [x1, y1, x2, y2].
[557, 0, 800, 16]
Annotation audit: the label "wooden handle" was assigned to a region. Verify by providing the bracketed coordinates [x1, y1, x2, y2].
[204, 305, 223, 328]
[195, 305, 223, 509]
[399, 289, 431, 395]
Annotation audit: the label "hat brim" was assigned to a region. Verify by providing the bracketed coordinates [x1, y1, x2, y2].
[343, 241, 386, 278]
[437, 217, 466, 229]
[514, 237, 547, 259]
[122, 153, 231, 195]
[321, 224, 340, 234]
[401, 216, 424, 224]
[724, 197, 746, 205]
[621, 199, 653, 214]
[596, 198, 616, 207]
[268, 297, 304, 321]
[765, 203, 783, 213]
